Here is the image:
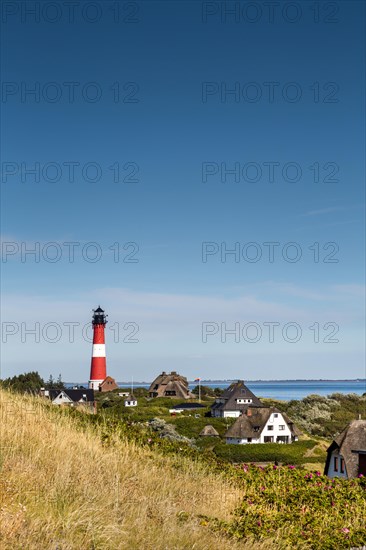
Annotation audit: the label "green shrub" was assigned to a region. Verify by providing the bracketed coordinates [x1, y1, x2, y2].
[213, 440, 322, 465]
[209, 464, 366, 549]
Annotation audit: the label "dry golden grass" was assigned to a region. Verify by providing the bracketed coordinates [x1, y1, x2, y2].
[0, 390, 271, 550]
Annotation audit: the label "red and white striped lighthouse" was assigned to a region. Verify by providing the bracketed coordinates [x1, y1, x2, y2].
[89, 306, 108, 390]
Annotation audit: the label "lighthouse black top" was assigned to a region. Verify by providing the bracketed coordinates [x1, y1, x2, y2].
[92, 306, 107, 326]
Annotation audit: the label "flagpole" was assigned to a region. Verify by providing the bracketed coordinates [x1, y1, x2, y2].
[199, 378, 201, 403]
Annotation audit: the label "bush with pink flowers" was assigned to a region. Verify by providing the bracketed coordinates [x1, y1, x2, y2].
[203, 463, 366, 549]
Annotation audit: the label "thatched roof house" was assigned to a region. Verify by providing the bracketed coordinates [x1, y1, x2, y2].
[211, 380, 264, 418]
[148, 371, 194, 399]
[324, 419, 366, 479]
[224, 407, 300, 444]
[199, 425, 220, 437]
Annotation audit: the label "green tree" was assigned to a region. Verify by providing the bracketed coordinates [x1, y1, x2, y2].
[56, 373, 65, 389]
[131, 387, 148, 397]
[45, 373, 65, 390]
[192, 385, 216, 397]
[0, 371, 45, 393]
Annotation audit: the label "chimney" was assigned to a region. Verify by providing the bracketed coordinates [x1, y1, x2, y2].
[247, 408, 252, 417]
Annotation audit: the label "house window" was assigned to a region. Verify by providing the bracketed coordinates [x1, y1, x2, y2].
[279, 425, 285, 430]
[340, 457, 345, 473]
[334, 456, 338, 472]
[268, 425, 274, 431]
[359, 454, 366, 476]
[274, 413, 278, 418]
[247, 438, 252, 442]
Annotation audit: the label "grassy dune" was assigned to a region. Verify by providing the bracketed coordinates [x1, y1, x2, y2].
[0, 390, 266, 550]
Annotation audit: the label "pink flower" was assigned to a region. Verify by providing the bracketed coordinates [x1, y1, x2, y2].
[341, 528, 350, 534]
[288, 465, 295, 469]
[358, 474, 364, 478]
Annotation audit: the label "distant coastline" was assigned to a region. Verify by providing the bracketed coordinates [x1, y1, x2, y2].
[66, 378, 366, 385]
[78, 378, 366, 385]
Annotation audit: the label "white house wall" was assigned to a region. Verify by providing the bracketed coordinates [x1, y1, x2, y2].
[226, 437, 260, 444]
[258, 412, 293, 443]
[327, 450, 348, 479]
[52, 393, 73, 405]
[224, 411, 242, 418]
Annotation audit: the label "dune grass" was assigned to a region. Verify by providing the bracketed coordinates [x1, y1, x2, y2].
[0, 390, 268, 550]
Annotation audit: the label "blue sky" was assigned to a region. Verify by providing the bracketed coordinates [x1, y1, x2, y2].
[1, 1, 365, 381]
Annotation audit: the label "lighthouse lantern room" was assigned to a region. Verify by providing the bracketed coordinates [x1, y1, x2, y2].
[89, 306, 108, 390]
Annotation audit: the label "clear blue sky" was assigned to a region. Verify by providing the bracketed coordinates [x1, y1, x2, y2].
[1, 1, 365, 382]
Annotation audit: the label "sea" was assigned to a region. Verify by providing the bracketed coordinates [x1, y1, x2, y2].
[67, 380, 366, 401]
[188, 380, 366, 401]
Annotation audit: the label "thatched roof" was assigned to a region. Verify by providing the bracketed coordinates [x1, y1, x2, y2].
[148, 371, 194, 399]
[224, 408, 298, 439]
[211, 380, 264, 414]
[325, 420, 366, 478]
[283, 413, 302, 437]
[199, 425, 220, 437]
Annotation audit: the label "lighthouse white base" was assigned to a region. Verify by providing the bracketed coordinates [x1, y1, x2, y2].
[89, 379, 104, 391]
